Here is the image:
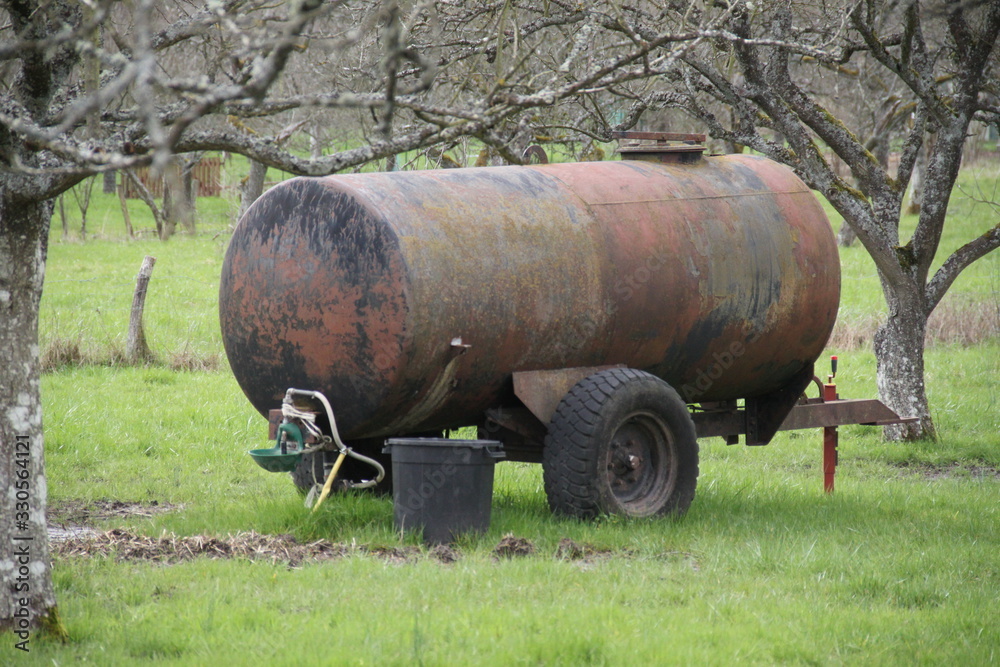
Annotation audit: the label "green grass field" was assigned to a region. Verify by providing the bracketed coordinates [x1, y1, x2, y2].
[16, 158, 1000, 664]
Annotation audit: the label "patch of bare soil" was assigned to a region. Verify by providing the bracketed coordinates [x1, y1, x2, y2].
[48, 525, 100, 541]
[53, 529, 351, 566]
[47, 499, 184, 542]
[51, 528, 686, 566]
[49, 499, 181, 526]
[429, 544, 460, 563]
[367, 544, 422, 565]
[555, 537, 612, 562]
[889, 461, 1000, 481]
[494, 533, 535, 558]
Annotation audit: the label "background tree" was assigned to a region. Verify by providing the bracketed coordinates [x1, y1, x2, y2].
[584, 0, 999, 440]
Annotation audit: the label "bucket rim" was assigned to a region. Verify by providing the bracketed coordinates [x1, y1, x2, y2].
[383, 437, 505, 459]
[385, 437, 501, 447]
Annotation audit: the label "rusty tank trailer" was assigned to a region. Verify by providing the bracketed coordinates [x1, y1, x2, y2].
[222, 133, 864, 519]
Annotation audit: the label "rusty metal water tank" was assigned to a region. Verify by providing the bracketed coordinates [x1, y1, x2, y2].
[220, 146, 840, 440]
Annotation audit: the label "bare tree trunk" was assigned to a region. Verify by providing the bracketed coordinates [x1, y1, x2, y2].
[162, 161, 183, 239]
[378, 2, 401, 173]
[309, 130, 323, 159]
[123, 170, 166, 237]
[0, 195, 64, 640]
[829, 154, 857, 246]
[126, 256, 156, 363]
[239, 160, 268, 220]
[161, 156, 200, 237]
[906, 143, 928, 216]
[103, 171, 117, 194]
[79, 193, 87, 240]
[180, 167, 196, 235]
[117, 184, 135, 239]
[837, 221, 857, 247]
[875, 283, 936, 440]
[58, 195, 68, 241]
[507, 115, 535, 163]
[72, 176, 95, 240]
[160, 199, 176, 240]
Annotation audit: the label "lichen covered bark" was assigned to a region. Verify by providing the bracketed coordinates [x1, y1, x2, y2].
[874, 285, 935, 441]
[0, 195, 58, 635]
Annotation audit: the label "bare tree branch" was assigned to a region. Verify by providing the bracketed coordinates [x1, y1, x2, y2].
[926, 223, 1000, 311]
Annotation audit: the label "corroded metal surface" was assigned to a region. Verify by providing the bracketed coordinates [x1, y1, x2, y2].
[220, 154, 840, 439]
[692, 398, 916, 438]
[513, 365, 624, 425]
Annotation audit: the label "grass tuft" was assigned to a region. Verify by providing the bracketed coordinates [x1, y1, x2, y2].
[167, 349, 222, 372]
[40, 335, 85, 369]
[40, 334, 131, 371]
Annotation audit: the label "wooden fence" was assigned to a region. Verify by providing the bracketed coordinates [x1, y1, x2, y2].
[120, 157, 223, 199]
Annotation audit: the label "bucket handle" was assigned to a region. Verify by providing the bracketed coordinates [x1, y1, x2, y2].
[485, 442, 506, 460]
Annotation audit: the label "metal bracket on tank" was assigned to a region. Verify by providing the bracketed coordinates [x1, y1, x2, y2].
[681, 363, 818, 447]
[742, 364, 816, 446]
[513, 365, 626, 426]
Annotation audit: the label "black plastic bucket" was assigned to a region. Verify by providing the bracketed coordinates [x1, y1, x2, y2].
[383, 438, 505, 544]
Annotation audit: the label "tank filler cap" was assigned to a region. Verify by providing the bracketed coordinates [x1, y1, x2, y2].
[613, 131, 706, 164]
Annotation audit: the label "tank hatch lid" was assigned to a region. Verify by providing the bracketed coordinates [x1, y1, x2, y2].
[613, 131, 706, 163]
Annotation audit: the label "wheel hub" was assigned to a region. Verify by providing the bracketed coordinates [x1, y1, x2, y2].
[604, 415, 675, 508]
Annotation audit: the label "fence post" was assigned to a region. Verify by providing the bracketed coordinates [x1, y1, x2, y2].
[126, 255, 156, 362]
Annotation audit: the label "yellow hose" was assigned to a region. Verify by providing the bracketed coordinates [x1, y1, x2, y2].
[311, 451, 347, 513]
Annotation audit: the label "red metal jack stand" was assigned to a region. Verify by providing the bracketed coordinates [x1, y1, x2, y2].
[823, 356, 839, 493]
[689, 356, 917, 492]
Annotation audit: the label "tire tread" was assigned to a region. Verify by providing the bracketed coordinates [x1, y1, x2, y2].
[542, 368, 699, 519]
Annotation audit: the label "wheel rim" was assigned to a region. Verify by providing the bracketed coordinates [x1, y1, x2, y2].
[603, 411, 677, 514]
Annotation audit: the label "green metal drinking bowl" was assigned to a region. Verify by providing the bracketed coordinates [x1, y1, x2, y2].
[249, 422, 305, 473]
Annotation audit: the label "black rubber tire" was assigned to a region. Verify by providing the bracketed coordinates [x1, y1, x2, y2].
[542, 368, 699, 519]
[291, 450, 326, 495]
[290, 439, 393, 496]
